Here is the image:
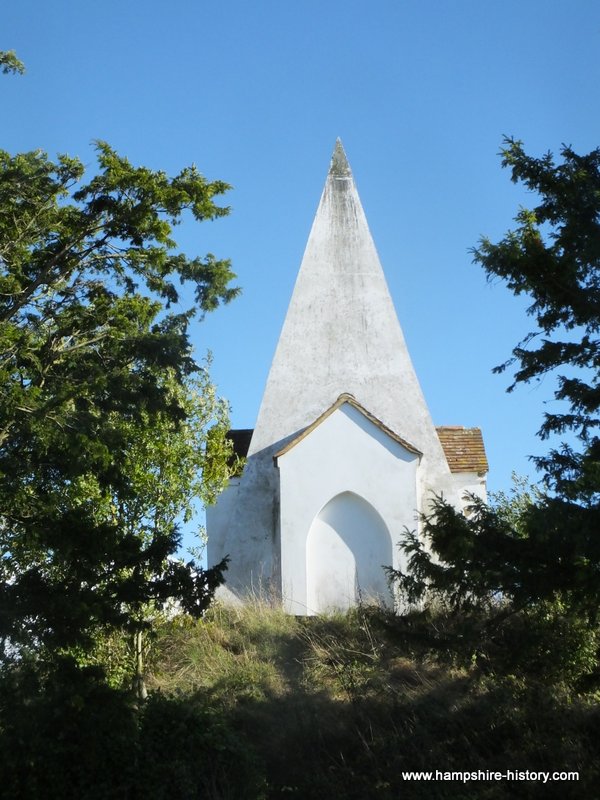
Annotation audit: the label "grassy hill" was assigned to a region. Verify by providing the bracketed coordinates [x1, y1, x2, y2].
[142, 601, 600, 799]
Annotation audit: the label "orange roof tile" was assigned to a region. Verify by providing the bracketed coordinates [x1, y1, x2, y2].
[229, 420, 489, 475]
[436, 426, 489, 474]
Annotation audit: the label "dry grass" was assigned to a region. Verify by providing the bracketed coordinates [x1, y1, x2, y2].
[148, 599, 303, 703]
[143, 602, 600, 799]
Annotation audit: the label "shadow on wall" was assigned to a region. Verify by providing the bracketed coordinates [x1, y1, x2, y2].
[306, 491, 393, 614]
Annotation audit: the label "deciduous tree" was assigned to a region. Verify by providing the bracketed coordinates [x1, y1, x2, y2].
[0, 143, 238, 664]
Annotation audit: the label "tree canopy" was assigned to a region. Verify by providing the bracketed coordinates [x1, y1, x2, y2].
[476, 137, 600, 503]
[390, 138, 600, 621]
[0, 142, 238, 661]
[0, 50, 24, 75]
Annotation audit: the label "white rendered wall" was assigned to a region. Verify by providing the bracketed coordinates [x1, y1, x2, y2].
[447, 471, 488, 510]
[307, 493, 393, 613]
[207, 475, 278, 597]
[277, 403, 419, 615]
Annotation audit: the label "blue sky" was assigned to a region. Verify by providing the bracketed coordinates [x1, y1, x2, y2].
[3, 1, 600, 545]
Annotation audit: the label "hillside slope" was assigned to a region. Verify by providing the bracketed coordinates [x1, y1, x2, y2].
[146, 602, 600, 799]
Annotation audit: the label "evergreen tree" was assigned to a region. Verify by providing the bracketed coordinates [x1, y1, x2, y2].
[390, 138, 600, 620]
[0, 50, 24, 75]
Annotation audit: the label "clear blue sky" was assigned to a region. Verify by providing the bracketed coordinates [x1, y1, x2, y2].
[3, 1, 600, 547]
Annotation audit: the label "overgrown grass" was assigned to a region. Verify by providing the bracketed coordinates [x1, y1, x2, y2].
[148, 600, 297, 703]
[144, 602, 600, 799]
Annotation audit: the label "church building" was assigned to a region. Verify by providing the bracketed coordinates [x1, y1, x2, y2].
[207, 141, 488, 615]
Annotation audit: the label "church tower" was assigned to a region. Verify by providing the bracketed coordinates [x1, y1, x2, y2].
[207, 141, 487, 614]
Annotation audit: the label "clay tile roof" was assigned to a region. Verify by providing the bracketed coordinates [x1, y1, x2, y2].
[230, 423, 488, 475]
[436, 426, 489, 475]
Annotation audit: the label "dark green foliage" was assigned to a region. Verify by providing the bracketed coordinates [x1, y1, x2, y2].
[389, 140, 600, 643]
[0, 58, 241, 791]
[391, 491, 600, 619]
[474, 138, 600, 503]
[383, 600, 598, 689]
[0, 143, 237, 662]
[0, 660, 264, 800]
[0, 660, 138, 800]
[137, 693, 265, 800]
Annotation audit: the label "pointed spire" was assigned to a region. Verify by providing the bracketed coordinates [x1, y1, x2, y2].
[248, 139, 447, 470]
[329, 138, 352, 178]
[207, 141, 457, 601]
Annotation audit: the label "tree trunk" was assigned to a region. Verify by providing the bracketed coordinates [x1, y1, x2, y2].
[133, 628, 148, 701]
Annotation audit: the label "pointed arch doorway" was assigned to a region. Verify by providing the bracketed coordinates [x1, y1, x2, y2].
[306, 492, 393, 614]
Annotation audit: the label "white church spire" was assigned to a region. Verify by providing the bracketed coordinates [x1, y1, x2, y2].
[206, 141, 466, 609]
[249, 139, 446, 469]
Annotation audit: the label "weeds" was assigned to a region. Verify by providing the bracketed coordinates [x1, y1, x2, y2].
[139, 601, 600, 799]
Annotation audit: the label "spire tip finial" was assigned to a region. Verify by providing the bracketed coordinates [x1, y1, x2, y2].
[329, 138, 352, 177]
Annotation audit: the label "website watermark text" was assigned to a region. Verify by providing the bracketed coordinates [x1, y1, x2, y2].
[401, 769, 579, 784]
